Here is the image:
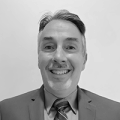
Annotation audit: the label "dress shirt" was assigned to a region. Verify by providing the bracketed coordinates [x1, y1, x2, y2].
[44, 88, 78, 120]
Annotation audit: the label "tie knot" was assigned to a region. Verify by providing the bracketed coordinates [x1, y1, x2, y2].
[50, 99, 72, 120]
[52, 99, 71, 112]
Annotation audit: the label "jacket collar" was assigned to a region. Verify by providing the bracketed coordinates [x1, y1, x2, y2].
[28, 85, 45, 120]
[28, 85, 96, 120]
[77, 86, 96, 120]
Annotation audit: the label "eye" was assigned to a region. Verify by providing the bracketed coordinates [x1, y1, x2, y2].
[45, 46, 54, 49]
[43, 44, 56, 52]
[64, 44, 78, 53]
[66, 45, 76, 50]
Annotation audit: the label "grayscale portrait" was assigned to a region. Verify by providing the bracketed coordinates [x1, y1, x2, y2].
[0, 1, 120, 120]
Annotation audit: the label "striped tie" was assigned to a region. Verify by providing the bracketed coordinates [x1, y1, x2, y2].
[51, 99, 71, 120]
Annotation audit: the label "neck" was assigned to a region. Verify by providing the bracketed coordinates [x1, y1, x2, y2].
[45, 87, 77, 98]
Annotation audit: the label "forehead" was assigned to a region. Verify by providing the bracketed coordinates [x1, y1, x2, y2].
[39, 19, 83, 43]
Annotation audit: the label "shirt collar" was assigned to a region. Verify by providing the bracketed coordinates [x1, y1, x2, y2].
[44, 88, 78, 114]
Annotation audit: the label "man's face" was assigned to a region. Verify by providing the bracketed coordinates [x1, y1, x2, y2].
[38, 20, 86, 97]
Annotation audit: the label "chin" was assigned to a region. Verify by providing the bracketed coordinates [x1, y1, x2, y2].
[48, 78, 72, 91]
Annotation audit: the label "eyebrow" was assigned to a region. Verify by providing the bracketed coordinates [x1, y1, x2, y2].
[65, 37, 79, 43]
[42, 36, 79, 43]
[43, 37, 54, 41]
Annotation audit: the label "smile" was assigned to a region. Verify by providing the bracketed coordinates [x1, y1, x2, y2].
[49, 69, 71, 75]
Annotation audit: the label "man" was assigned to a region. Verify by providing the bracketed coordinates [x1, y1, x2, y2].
[0, 9, 120, 120]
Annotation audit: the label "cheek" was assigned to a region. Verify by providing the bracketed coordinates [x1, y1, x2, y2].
[38, 52, 52, 69]
[69, 54, 84, 70]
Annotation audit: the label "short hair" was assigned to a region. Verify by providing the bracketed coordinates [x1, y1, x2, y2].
[38, 9, 87, 59]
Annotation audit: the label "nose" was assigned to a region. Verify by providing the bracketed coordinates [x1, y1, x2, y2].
[53, 45, 67, 63]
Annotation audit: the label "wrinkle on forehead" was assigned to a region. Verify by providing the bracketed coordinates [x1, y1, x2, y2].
[41, 19, 82, 39]
[44, 20, 77, 32]
[51, 20, 71, 30]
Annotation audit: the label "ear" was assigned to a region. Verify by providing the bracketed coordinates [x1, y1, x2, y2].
[82, 53, 87, 71]
[37, 32, 42, 54]
[38, 54, 42, 70]
[84, 53, 87, 64]
[38, 60, 41, 70]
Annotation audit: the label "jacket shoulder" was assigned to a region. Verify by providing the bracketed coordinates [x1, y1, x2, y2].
[81, 88, 120, 104]
[0, 88, 39, 104]
[81, 88, 120, 119]
[0, 86, 44, 120]
[0, 88, 40, 114]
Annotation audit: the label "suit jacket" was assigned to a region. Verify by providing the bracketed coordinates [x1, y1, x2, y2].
[0, 85, 120, 120]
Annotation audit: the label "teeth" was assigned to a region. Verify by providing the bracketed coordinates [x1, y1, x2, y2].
[50, 70, 69, 75]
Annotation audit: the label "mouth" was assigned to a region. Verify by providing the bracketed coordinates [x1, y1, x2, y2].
[49, 69, 71, 75]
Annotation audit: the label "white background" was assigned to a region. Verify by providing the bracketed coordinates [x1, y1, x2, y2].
[0, 0, 120, 102]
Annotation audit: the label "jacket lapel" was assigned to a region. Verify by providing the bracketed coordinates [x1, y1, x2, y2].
[77, 87, 96, 120]
[28, 85, 45, 120]
[28, 85, 96, 120]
